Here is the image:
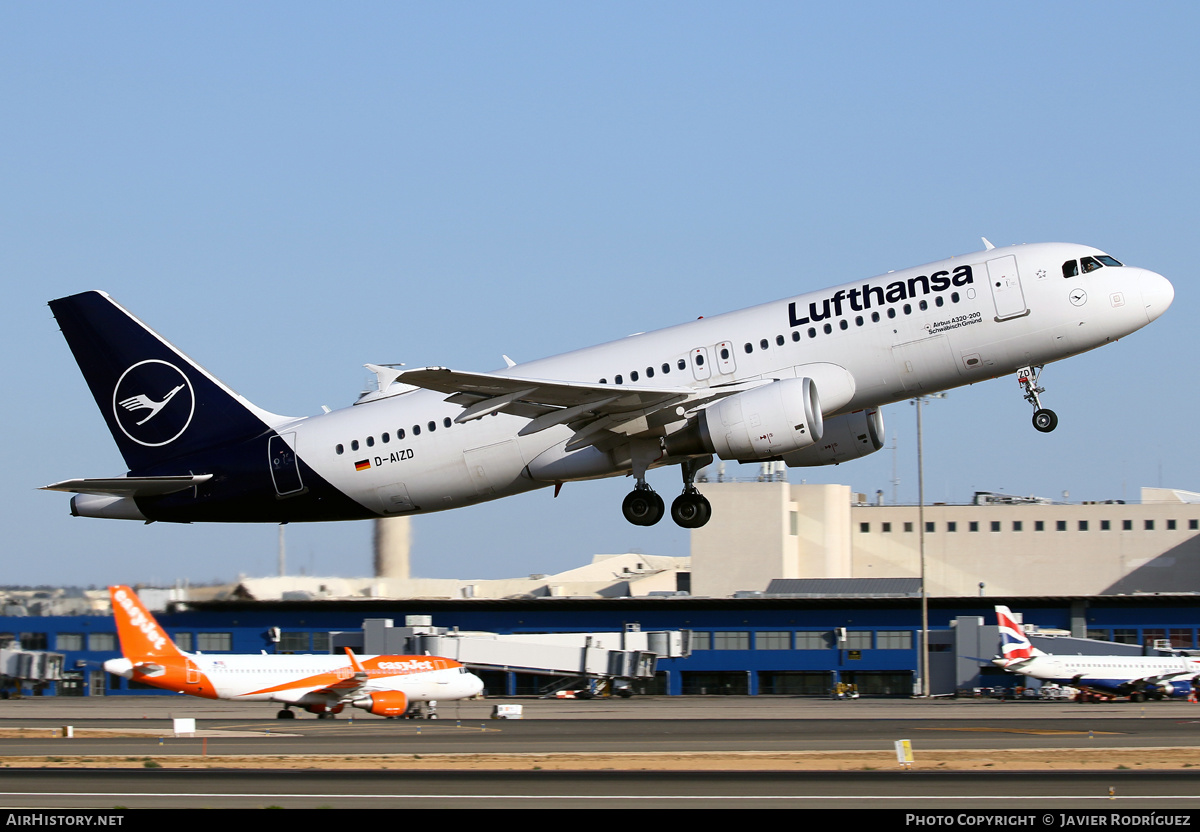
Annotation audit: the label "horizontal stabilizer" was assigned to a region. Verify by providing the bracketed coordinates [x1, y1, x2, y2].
[41, 475, 213, 497]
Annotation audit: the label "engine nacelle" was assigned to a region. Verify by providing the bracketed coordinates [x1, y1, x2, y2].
[782, 408, 884, 467]
[686, 377, 823, 462]
[1156, 682, 1176, 697]
[351, 690, 409, 717]
[304, 702, 346, 715]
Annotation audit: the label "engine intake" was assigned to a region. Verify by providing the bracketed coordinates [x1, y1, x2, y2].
[666, 378, 823, 462]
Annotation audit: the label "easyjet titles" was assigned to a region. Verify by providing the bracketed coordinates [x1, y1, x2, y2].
[112, 587, 168, 652]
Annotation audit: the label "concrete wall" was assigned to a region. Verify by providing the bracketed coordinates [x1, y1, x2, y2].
[690, 482, 1200, 597]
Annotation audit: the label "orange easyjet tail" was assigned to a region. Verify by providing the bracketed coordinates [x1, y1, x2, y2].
[109, 585, 184, 662]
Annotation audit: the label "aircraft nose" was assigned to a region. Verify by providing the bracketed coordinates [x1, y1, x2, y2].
[1139, 269, 1174, 323]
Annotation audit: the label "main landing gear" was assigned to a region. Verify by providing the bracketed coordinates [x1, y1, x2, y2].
[621, 454, 713, 529]
[1017, 365, 1058, 433]
[622, 485, 664, 526]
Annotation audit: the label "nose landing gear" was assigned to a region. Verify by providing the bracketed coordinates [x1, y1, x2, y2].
[1017, 365, 1058, 433]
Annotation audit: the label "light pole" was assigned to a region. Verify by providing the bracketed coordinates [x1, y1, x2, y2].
[913, 393, 945, 698]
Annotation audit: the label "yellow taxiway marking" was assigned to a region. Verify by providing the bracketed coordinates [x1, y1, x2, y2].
[919, 727, 1121, 735]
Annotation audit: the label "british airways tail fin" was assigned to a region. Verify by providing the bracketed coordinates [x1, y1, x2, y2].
[109, 585, 185, 662]
[49, 291, 292, 472]
[995, 605, 1039, 665]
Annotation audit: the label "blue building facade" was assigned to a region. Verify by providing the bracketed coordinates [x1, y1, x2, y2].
[5, 595, 1199, 698]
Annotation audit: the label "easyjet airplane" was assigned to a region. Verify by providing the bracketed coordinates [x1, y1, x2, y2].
[44, 240, 1172, 528]
[103, 585, 484, 718]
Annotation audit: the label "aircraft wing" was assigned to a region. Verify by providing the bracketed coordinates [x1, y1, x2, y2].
[40, 475, 213, 497]
[397, 366, 765, 451]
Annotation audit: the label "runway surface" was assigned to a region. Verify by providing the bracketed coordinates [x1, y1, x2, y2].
[4, 696, 1200, 808]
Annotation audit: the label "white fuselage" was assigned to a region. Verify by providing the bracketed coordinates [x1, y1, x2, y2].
[275, 242, 1171, 517]
[1000, 652, 1200, 695]
[105, 653, 485, 706]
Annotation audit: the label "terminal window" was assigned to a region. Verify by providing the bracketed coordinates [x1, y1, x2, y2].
[990, 521, 1001, 532]
[1035, 521, 1045, 531]
[279, 632, 309, 652]
[1168, 519, 1177, 530]
[1145, 520, 1155, 531]
[56, 633, 83, 651]
[882, 522, 892, 532]
[969, 521, 979, 532]
[876, 631, 912, 650]
[174, 632, 193, 651]
[1012, 521, 1022, 532]
[1056, 520, 1067, 531]
[712, 632, 750, 650]
[87, 633, 115, 652]
[795, 632, 834, 650]
[197, 633, 232, 651]
[756, 632, 791, 650]
[1123, 520, 1133, 530]
[860, 523, 870, 533]
[843, 631, 872, 650]
[1101, 520, 1111, 530]
[1078, 520, 1088, 531]
[1112, 629, 1138, 644]
[946, 522, 957, 532]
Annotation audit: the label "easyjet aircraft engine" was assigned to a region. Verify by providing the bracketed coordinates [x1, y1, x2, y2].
[782, 408, 884, 467]
[352, 690, 409, 717]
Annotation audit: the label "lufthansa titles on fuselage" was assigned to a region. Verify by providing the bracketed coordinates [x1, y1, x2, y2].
[787, 264, 975, 327]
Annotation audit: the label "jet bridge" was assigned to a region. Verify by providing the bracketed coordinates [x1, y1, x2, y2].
[351, 619, 689, 689]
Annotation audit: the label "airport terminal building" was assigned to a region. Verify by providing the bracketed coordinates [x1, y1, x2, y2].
[5, 482, 1200, 700]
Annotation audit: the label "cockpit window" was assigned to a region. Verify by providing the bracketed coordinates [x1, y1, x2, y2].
[1064, 255, 1122, 277]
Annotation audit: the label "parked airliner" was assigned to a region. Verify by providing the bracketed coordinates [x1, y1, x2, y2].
[994, 606, 1199, 702]
[103, 585, 484, 718]
[43, 240, 1172, 528]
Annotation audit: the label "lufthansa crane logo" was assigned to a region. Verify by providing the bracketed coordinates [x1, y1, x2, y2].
[112, 360, 195, 447]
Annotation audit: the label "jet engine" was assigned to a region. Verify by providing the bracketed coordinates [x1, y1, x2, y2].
[781, 408, 884, 467]
[351, 690, 409, 717]
[665, 377, 823, 463]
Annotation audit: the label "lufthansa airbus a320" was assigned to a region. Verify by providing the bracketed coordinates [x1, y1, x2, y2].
[43, 240, 1173, 528]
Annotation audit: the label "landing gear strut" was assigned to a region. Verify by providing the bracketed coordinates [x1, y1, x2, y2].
[671, 455, 713, 529]
[1017, 365, 1058, 433]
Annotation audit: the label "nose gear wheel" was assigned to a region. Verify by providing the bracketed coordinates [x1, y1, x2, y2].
[1017, 365, 1058, 433]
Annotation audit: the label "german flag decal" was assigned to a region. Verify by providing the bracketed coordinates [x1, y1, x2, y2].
[355, 459, 370, 472]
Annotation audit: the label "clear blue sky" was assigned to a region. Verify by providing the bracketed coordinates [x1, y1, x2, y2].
[3, 2, 1196, 586]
